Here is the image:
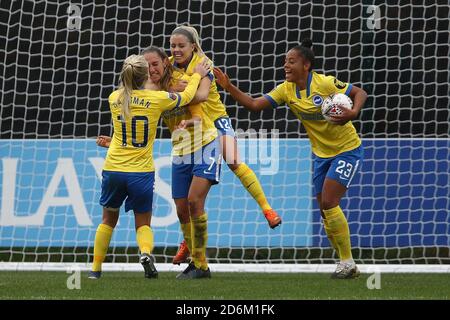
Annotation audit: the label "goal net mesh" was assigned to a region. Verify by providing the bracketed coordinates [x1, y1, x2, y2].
[0, 0, 448, 265]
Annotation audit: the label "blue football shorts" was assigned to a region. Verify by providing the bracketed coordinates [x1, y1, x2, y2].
[99, 171, 155, 213]
[312, 145, 363, 195]
[214, 117, 236, 137]
[171, 138, 222, 199]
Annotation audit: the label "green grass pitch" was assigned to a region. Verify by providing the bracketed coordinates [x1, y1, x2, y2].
[0, 271, 449, 300]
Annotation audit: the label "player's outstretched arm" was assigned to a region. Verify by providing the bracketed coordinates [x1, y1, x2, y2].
[190, 76, 211, 104]
[177, 59, 211, 106]
[170, 75, 211, 104]
[213, 67, 270, 112]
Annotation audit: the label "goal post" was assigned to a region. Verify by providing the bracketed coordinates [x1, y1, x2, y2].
[0, 1, 449, 271]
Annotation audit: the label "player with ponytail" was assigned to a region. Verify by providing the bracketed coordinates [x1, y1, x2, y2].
[214, 39, 368, 279]
[89, 54, 209, 280]
[168, 25, 282, 269]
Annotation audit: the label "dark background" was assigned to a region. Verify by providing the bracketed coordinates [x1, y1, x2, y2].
[0, 0, 449, 139]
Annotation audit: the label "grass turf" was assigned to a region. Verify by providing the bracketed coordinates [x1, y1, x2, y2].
[0, 271, 449, 300]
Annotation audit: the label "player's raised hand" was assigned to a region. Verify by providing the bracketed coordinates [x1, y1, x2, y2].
[213, 67, 231, 91]
[96, 135, 111, 148]
[193, 59, 211, 79]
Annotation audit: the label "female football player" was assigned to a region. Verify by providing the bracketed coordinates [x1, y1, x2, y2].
[89, 54, 210, 280]
[97, 47, 217, 279]
[168, 25, 282, 265]
[213, 39, 368, 279]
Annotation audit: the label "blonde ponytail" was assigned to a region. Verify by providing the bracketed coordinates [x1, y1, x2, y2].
[117, 54, 148, 119]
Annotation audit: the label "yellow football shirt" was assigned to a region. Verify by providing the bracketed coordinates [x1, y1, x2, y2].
[103, 73, 201, 172]
[169, 52, 228, 121]
[162, 74, 217, 156]
[264, 72, 361, 158]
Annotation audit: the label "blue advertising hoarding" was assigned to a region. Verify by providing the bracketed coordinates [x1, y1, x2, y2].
[0, 139, 448, 248]
[0, 139, 311, 247]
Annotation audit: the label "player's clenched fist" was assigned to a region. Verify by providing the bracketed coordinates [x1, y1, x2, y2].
[96, 135, 111, 148]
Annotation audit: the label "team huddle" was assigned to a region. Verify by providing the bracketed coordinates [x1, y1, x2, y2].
[89, 26, 367, 280]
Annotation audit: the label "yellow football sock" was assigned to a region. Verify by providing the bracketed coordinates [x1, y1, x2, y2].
[323, 216, 340, 258]
[180, 221, 192, 253]
[92, 223, 113, 272]
[233, 163, 271, 211]
[136, 225, 154, 255]
[191, 213, 208, 270]
[322, 206, 353, 261]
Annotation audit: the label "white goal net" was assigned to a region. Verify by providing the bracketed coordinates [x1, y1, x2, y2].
[0, 0, 449, 269]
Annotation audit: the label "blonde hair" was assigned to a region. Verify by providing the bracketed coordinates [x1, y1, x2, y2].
[171, 25, 206, 58]
[117, 54, 148, 119]
[141, 46, 174, 92]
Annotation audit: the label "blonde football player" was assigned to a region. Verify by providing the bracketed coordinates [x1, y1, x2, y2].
[89, 54, 209, 279]
[97, 47, 218, 279]
[168, 25, 282, 266]
[144, 46, 221, 279]
[213, 39, 368, 279]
